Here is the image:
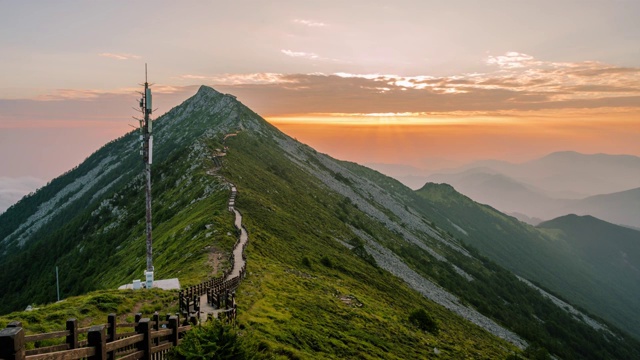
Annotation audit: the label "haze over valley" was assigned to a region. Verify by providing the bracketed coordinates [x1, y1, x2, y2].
[369, 151, 640, 228]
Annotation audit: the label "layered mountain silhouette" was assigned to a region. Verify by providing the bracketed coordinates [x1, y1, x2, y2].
[1, 86, 639, 358]
[416, 182, 640, 338]
[423, 153, 640, 228]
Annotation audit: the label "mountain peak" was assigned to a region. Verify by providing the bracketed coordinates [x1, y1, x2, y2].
[191, 85, 226, 105]
[196, 84, 220, 95]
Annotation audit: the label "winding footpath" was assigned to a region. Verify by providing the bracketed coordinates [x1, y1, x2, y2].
[198, 181, 248, 321]
[226, 185, 247, 281]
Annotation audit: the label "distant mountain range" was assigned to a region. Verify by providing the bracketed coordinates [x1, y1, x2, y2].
[441, 151, 640, 197]
[379, 151, 640, 228]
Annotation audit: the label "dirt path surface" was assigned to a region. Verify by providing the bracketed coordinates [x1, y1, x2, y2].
[199, 184, 247, 322]
[227, 208, 247, 280]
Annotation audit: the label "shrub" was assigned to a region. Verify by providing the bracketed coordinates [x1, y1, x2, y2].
[320, 256, 333, 268]
[301, 256, 312, 268]
[169, 321, 248, 359]
[409, 309, 439, 334]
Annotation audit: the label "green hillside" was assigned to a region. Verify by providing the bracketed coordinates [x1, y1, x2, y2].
[538, 214, 640, 298]
[2, 86, 640, 359]
[416, 182, 640, 340]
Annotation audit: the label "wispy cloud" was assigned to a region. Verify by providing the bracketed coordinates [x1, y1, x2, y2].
[179, 73, 294, 85]
[98, 53, 141, 60]
[281, 49, 320, 60]
[33, 84, 187, 101]
[280, 49, 346, 63]
[486, 52, 539, 69]
[36, 89, 108, 101]
[293, 19, 326, 27]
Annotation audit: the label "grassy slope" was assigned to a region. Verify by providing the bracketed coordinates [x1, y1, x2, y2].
[327, 159, 640, 358]
[415, 182, 640, 340]
[0, 289, 177, 350]
[0, 140, 237, 314]
[220, 132, 518, 359]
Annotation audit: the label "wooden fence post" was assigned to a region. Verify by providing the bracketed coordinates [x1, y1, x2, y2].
[0, 326, 25, 360]
[136, 318, 152, 360]
[87, 325, 106, 360]
[66, 318, 78, 349]
[6, 321, 22, 328]
[168, 316, 179, 346]
[107, 314, 116, 341]
[153, 312, 160, 347]
[107, 314, 116, 360]
[135, 313, 142, 324]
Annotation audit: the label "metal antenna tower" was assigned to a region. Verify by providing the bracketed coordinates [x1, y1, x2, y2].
[136, 64, 154, 288]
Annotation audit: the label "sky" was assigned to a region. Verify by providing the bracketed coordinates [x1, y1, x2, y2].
[1, 0, 639, 210]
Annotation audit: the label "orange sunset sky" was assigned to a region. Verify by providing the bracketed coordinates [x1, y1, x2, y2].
[1, 1, 639, 209]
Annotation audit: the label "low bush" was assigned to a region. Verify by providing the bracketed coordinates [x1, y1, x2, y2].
[409, 308, 439, 334]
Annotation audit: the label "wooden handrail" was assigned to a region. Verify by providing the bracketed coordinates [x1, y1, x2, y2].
[117, 331, 137, 339]
[151, 329, 173, 339]
[105, 334, 144, 352]
[25, 330, 70, 342]
[25, 344, 68, 356]
[25, 346, 95, 360]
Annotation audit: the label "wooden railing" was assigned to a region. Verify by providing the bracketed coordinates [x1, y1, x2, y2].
[0, 313, 195, 360]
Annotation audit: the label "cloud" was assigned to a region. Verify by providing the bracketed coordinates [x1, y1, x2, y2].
[32, 84, 188, 101]
[7, 52, 638, 127]
[98, 53, 141, 60]
[280, 50, 347, 63]
[281, 49, 320, 60]
[206, 53, 640, 115]
[35, 89, 110, 101]
[179, 73, 294, 85]
[293, 19, 326, 27]
[486, 52, 539, 69]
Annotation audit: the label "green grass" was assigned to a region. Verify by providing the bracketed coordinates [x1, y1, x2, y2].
[217, 132, 520, 359]
[0, 141, 237, 313]
[0, 288, 177, 349]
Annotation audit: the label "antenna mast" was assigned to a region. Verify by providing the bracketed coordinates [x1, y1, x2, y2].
[139, 63, 154, 288]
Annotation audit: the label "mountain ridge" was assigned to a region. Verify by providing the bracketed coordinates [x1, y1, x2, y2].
[1, 86, 639, 358]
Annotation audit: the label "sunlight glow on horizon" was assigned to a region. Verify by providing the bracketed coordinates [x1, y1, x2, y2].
[267, 107, 640, 168]
[266, 113, 518, 126]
